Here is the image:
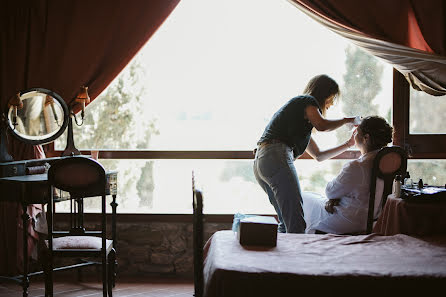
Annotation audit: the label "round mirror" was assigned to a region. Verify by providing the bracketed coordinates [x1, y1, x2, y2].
[6, 88, 69, 145]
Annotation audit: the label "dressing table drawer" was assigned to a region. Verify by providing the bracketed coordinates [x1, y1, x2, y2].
[0, 162, 26, 177]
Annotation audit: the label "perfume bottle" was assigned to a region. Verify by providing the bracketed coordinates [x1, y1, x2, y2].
[418, 178, 424, 189]
[393, 175, 402, 198]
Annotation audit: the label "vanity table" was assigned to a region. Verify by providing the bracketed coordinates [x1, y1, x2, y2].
[0, 170, 118, 297]
[374, 192, 446, 236]
[0, 88, 118, 297]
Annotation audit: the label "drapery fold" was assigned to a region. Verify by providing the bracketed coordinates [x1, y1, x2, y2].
[289, 0, 446, 96]
[1, 0, 181, 112]
[0, 0, 180, 275]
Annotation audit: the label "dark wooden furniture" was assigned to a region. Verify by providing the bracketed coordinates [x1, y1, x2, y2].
[367, 145, 407, 233]
[0, 173, 48, 297]
[0, 156, 118, 297]
[43, 156, 116, 297]
[192, 173, 204, 297]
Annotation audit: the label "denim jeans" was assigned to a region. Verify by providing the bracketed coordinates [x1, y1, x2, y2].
[253, 143, 306, 233]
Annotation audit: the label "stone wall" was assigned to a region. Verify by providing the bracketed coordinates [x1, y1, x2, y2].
[116, 220, 231, 278]
[50, 215, 232, 279]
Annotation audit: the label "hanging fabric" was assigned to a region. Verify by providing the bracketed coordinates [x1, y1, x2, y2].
[289, 0, 446, 96]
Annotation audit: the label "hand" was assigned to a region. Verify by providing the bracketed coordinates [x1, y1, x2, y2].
[344, 116, 361, 129]
[346, 130, 356, 148]
[325, 199, 340, 214]
[344, 116, 356, 124]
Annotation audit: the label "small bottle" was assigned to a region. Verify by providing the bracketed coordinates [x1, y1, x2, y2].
[418, 178, 424, 189]
[403, 171, 410, 187]
[393, 175, 402, 198]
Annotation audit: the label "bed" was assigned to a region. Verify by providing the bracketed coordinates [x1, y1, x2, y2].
[202, 230, 446, 297]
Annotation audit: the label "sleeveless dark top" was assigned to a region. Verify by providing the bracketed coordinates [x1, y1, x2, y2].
[258, 95, 321, 158]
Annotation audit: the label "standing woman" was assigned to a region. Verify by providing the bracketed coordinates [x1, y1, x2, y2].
[253, 74, 357, 233]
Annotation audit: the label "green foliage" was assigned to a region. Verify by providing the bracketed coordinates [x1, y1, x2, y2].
[336, 45, 383, 142]
[342, 46, 382, 114]
[73, 60, 158, 149]
[66, 59, 159, 210]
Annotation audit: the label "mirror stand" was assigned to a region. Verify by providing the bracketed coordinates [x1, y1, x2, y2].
[61, 107, 81, 157]
[0, 113, 13, 162]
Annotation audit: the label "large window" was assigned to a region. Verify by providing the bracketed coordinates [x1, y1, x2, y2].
[54, 0, 396, 213]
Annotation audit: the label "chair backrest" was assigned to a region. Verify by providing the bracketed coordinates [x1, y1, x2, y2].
[366, 146, 407, 234]
[192, 171, 204, 297]
[47, 156, 107, 237]
[48, 156, 106, 197]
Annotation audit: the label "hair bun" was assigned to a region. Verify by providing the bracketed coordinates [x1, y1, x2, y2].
[359, 116, 393, 150]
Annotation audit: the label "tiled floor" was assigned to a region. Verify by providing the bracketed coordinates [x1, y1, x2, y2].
[0, 278, 194, 297]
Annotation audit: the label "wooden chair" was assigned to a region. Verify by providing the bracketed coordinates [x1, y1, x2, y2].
[192, 172, 204, 297]
[366, 145, 407, 234]
[42, 156, 116, 297]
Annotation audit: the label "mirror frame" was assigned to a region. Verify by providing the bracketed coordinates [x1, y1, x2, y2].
[6, 88, 69, 145]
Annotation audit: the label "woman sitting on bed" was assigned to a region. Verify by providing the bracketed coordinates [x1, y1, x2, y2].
[302, 116, 393, 234]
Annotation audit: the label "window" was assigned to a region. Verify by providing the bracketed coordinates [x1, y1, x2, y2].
[392, 70, 446, 158]
[407, 160, 446, 187]
[54, 0, 394, 213]
[410, 89, 446, 134]
[390, 78, 446, 187]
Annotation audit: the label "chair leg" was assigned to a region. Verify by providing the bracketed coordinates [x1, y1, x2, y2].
[103, 255, 108, 297]
[41, 248, 53, 297]
[108, 248, 117, 296]
[107, 262, 113, 297]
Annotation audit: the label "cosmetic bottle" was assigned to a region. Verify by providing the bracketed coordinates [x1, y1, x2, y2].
[393, 175, 402, 198]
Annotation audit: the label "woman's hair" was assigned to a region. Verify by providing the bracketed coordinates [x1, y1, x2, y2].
[359, 116, 393, 151]
[303, 74, 340, 114]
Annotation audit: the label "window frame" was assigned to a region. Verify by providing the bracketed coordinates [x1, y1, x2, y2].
[392, 69, 446, 158]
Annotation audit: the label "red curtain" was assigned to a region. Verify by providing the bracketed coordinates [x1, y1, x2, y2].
[290, 0, 446, 96]
[0, 0, 180, 275]
[292, 0, 445, 55]
[1, 0, 181, 114]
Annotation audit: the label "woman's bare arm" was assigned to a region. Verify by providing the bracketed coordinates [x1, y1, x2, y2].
[305, 105, 355, 132]
[305, 134, 355, 162]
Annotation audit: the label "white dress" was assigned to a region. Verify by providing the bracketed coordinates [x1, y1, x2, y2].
[302, 150, 383, 234]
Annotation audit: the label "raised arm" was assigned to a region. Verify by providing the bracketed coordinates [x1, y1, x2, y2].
[305, 105, 356, 132]
[305, 134, 355, 162]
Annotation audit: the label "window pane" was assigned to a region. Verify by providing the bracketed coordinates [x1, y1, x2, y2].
[53, 158, 348, 214]
[407, 160, 446, 187]
[409, 89, 446, 134]
[55, 0, 392, 151]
